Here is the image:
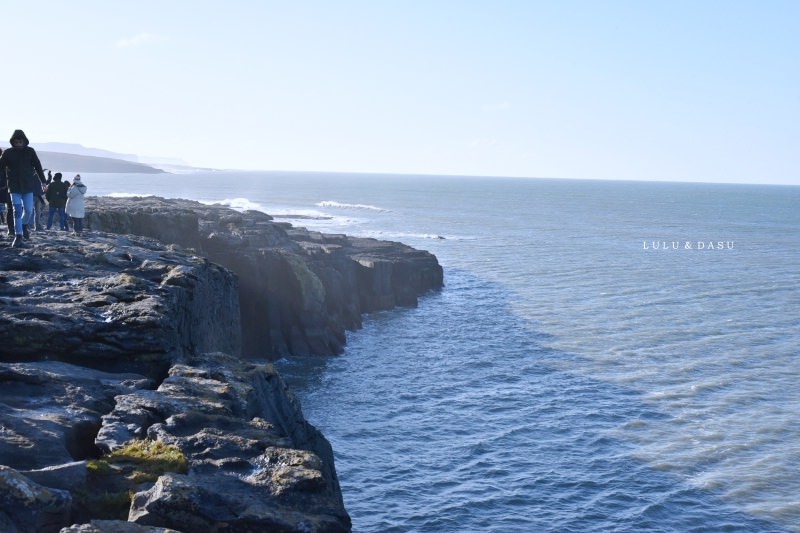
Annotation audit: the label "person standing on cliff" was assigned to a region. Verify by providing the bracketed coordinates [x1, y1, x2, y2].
[0, 130, 47, 247]
[45, 172, 69, 230]
[65, 174, 87, 235]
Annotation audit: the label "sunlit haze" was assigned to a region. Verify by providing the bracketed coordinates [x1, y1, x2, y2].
[6, 1, 798, 184]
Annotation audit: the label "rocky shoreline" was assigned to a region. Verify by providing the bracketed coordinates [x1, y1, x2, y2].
[0, 197, 443, 532]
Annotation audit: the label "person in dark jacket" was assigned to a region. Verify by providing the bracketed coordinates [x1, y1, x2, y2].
[0, 130, 47, 247]
[45, 172, 69, 230]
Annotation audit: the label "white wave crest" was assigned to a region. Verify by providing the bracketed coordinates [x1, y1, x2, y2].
[201, 197, 266, 212]
[360, 230, 475, 241]
[316, 200, 389, 212]
[270, 208, 335, 220]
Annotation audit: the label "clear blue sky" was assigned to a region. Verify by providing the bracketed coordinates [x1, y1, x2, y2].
[4, 1, 798, 184]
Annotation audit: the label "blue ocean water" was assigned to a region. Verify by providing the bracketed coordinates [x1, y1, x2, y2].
[88, 172, 800, 532]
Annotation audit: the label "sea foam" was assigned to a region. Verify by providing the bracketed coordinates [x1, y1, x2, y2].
[316, 200, 390, 212]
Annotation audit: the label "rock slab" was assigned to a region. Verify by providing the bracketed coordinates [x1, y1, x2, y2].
[1, 231, 349, 531]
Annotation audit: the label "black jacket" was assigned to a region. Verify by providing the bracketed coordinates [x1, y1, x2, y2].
[0, 130, 46, 194]
[45, 180, 69, 208]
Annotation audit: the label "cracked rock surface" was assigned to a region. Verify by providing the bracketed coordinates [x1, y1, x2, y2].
[1, 231, 349, 532]
[0, 231, 240, 375]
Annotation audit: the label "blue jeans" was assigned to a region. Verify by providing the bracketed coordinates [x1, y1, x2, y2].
[47, 206, 68, 230]
[10, 192, 33, 235]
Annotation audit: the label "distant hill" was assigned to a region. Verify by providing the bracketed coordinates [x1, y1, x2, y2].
[36, 142, 141, 162]
[37, 151, 165, 174]
[0, 142, 208, 174]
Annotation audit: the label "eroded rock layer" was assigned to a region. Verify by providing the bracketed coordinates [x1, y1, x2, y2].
[85, 196, 444, 357]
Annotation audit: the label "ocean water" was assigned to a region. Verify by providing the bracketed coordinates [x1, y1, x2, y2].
[88, 171, 800, 532]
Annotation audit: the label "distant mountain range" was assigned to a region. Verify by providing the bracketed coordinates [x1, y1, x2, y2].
[0, 142, 208, 174]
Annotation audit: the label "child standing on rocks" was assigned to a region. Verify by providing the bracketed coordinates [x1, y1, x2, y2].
[65, 174, 87, 235]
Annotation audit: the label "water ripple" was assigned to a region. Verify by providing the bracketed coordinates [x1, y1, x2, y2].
[279, 268, 792, 532]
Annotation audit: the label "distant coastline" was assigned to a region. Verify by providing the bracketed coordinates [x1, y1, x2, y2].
[38, 151, 166, 174]
[0, 142, 213, 174]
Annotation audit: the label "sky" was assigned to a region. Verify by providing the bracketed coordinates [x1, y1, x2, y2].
[3, 1, 798, 184]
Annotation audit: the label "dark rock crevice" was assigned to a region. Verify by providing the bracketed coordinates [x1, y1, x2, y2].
[64, 419, 103, 461]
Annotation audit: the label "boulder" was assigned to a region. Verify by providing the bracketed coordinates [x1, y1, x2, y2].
[98, 352, 349, 531]
[60, 520, 181, 532]
[0, 361, 152, 471]
[0, 465, 71, 533]
[129, 473, 346, 532]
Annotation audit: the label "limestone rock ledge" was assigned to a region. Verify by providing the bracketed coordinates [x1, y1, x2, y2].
[84, 196, 444, 357]
[0, 232, 240, 375]
[0, 233, 350, 532]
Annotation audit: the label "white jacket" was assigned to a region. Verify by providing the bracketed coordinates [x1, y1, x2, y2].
[65, 181, 87, 218]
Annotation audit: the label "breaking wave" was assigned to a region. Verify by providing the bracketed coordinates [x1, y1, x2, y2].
[201, 197, 266, 212]
[316, 200, 389, 212]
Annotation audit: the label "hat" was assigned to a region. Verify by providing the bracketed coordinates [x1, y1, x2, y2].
[74, 175, 81, 181]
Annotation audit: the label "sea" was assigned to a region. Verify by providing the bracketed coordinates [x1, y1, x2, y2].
[87, 171, 799, 532]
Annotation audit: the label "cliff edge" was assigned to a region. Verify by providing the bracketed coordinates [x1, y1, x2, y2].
[0, 231, 350, 531]
[0, 200, 441, 532]
[84, 196, 444, 357]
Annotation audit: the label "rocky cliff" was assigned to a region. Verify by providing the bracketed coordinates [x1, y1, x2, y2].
[0, 201, 443, 532]
[84, 196, 444, 358]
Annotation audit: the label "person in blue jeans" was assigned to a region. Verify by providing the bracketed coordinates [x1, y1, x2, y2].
[0, 130, 47, 247]
[45, 172, 69, 230]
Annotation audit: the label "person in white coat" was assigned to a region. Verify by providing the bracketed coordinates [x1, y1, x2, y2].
[65, 174, 87, 235]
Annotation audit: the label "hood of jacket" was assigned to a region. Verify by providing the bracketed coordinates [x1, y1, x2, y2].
[9, 130, 29, 147]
